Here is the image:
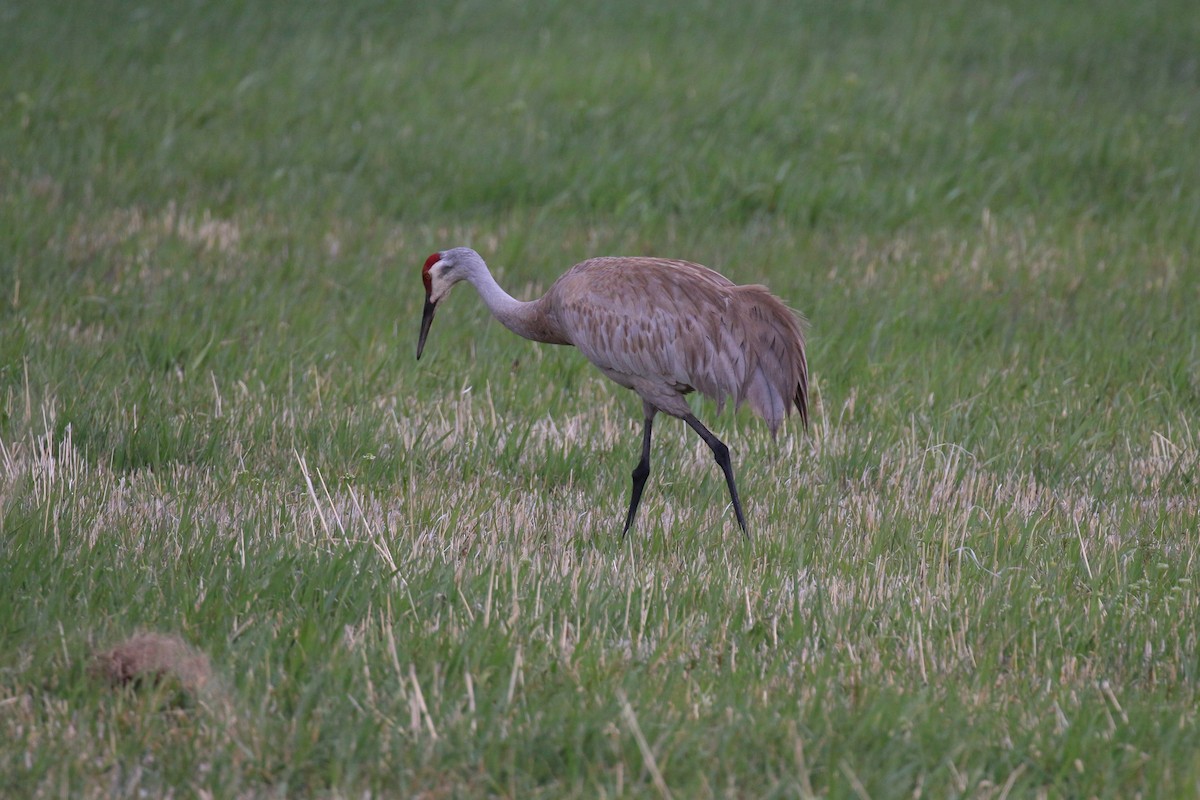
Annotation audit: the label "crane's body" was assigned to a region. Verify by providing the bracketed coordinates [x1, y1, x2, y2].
[417, 247, 808, 538]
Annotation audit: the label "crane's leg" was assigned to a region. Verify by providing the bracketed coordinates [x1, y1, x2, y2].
[683, 414, 750, 539]
[622, 405, 656, 538]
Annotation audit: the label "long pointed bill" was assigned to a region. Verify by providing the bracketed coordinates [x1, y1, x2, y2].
[417, 296, 437, 359]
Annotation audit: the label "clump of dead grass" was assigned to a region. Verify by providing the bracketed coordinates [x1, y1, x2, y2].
[89, 632, 214, 699]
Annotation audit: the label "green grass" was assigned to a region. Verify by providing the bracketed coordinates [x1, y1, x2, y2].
[2, 0, 1199, 796]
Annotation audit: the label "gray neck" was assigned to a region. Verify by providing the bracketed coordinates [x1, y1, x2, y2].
[464, 257, 568, 346]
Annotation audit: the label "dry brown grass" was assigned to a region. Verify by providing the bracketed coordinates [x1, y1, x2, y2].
[89, 632, 214, 696]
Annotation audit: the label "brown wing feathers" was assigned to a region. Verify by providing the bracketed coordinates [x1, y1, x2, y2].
[551, 259, 807, 433]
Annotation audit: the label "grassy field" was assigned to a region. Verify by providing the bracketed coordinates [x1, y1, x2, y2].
[3, 0, 1199, 796]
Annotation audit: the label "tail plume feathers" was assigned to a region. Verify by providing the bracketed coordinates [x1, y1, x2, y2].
[730, 286, 808, 432]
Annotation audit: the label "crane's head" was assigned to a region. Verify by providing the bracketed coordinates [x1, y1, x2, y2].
[417, 249, 468, 359]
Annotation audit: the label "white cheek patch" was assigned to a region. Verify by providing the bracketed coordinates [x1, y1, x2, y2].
[430, 269, 454, 304]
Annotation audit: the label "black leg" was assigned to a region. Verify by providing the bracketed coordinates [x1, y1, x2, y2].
[683, 414, 750, 539]
[622, 408, 655, 538]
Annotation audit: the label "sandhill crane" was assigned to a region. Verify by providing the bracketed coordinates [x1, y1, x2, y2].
[417, 247, 808, 539]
